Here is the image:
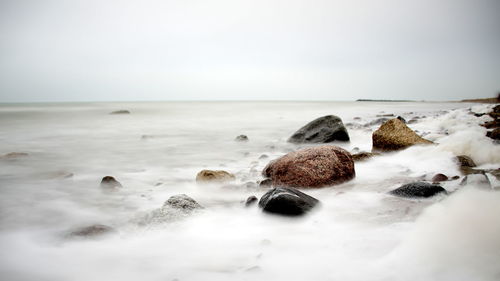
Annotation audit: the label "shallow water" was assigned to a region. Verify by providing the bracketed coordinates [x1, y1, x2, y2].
[0, 101, 499, 281]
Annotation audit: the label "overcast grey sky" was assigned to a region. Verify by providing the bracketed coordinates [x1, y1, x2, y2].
[0, 0, 499, 102]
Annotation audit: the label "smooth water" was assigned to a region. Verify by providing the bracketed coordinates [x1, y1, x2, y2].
[0, 101, 499, 281]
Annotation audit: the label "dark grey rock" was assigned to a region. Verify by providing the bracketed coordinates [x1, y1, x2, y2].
[110, 110, 130, 114]
[259, 187, 319, 216]
[245, 196, 258, 207]
[235, 135, 249, 142]
[100, 176, 122, 189]
[259, 179, 273, 187]
[389, 182, 447, 198]
[288, 115, 349, 143]
[69, 224, 117, 238]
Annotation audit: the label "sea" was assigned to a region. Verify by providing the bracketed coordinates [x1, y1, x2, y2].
[0, 101, 499, 281]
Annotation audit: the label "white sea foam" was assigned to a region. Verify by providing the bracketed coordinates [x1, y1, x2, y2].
[0, 101, 498, 281]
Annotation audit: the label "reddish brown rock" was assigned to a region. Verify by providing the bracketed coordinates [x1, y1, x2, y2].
[431, 173, 448, 182]
[262, 145, 355, 188]
[372, 118, 433, 151]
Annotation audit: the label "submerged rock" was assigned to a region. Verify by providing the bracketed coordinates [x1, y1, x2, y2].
[196, 170, 235, 183]
[258, 187, 319, 216]
[235, 135, 249, 142]
[110, 110, 130, 114]
[263, 145, 355, 188]
[69, 224, 117, 238]
[139, 194, 203, 226]
[352, 152, 380, 162]
[288, 115, 349, 143]
[389, 182, 447, 198]
[372, 118, 433, 151]
[245, 195, 258, 207]
[100, 176, 122, 189]
[164, 194, 204, 210]
[1, 152, 29, 159]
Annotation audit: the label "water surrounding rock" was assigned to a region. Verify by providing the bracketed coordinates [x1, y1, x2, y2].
[389, 182, 447, 198]
[196, 170, 235, 182]
[258, 187, 319, 216]
[235, 135, 249, 142]
[460, 173, 491, 188]
[69, 224, 117, 238]
[372, 118, 433, 151]
[100, 176, 122, 189]
[288, 115, 349, 143]
[263, 145, 355, 188]
[110, 110, 130, 114]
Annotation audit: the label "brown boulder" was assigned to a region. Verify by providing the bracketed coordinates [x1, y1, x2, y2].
[372, 118, 432, 151]
[196, 170, 235, 183]
[262, 145, 355, 188]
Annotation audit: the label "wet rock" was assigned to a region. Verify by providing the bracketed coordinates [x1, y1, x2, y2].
[196, 170, 235, 183]
[138, 194, 203, 226]
[364, 118, 389, 127]
[263, 145, 355, 188]
[486, 128, 500, 140]
[164, 194, 203, 210]
[460, 173, 491, 188]
[110, 110, 130, 114]
[69, 224, 117, 238]
[450, 175, 460, 180]
[456, 155, 476, 168]
[482, 119, 500, 129]
[352, 152, 380, 162]
[258, 187, 319, 216]
[389, 182, 447, 198]
[372, 118, 433, 151]
[235, 135, 249, 142]
[397, 116, 406, 123]
[258, 178, 273, 187]
[245, 196, 258, 207]
[288, 115, 349, 143]
[431, 173, 448, 182]
[1, 152, 29, 159]
[100, 176, 122, 189]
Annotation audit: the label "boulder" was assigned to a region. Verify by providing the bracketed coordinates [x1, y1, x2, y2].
[69, 224, 117, 238]
[196, 170, 235, 183]
[235, 135, 249, 142]
[100, 176, 122, 189]
[372, 118, 433, 151]
[258, 187, 319, 216]
[164, 194, 203, 210]
[389, 182, 447, 198]
[263, 145, 355, 188]
[288, 115, 349, 143]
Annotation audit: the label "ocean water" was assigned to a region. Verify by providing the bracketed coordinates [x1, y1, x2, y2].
[0, 101, 499, 281]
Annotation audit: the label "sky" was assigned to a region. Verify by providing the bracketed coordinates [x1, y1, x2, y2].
[0, 0, 499, 102]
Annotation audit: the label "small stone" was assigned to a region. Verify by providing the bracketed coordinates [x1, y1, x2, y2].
[100, 176, 122, 189]
[352, 152, 380, 162]
[456, 155, 476, 168]
[258, 179, 273, 187]
[110, 110, 130, 114]
[245, 196, 258, 207]
[69, 224, 117, 238]
[259, 154, 269, 159]
[235, 135, 249, 142]
[164, 194, 203, 210]
[389, 182, 447, 198]
[196, 170, 235, 183]
[431, 173, 448, 182]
